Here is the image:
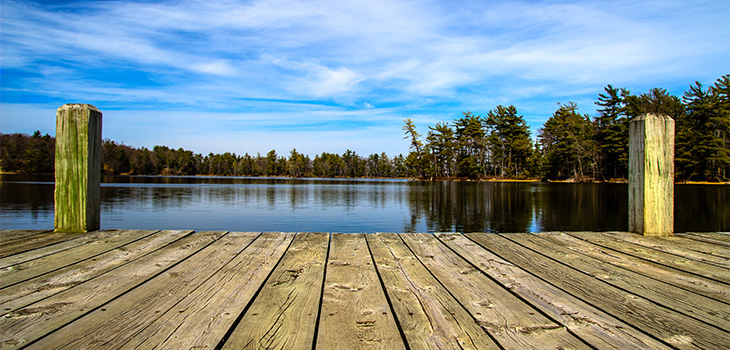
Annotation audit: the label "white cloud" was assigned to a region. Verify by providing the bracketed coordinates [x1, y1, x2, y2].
[1, 0, 727, 154]
[304, 66, 363, 97]
[192, 60, 238, 76]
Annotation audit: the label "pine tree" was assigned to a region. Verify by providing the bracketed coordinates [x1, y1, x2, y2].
[403, 119, 426, 177]
[426, 122, 455, 178]
[453, 112, 487, 178]
[485, 105, 533, 178]
[539, 103, 598, 180]
[712, 75, 730, 179]
[679, 79, 730, 180]
[594, 85, 630, 179]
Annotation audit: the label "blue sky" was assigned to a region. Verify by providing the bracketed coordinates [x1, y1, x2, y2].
[1, 0, 728, 157]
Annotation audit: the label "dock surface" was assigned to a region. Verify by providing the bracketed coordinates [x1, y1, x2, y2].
[1, 230, 728, 349]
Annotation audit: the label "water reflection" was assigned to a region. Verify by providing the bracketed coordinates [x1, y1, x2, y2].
[1, 174, 727, 233]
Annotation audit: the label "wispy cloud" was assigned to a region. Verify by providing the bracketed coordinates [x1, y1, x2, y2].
[1, 0, 727, 155]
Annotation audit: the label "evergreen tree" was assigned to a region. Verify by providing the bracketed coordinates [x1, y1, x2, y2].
[678, 79, 730, 180]
[313, 152, 343, 178]
[712, 75, 730, 179]
[391, 154, 408, 177]
[426, 122, 455, 178]
[539, 103, 598, 180]
[102, 140, 131, 175]
[484, 105, 533, 178]
[341, 150, 365, 177]
[132, 147, 155, 174]
[453, 112, 487, 178]
[265, 150, 279, 176]
[594, 85, 630, 179]
[625, 88, 685, 119]
[403, 119, 426, 177]
[288, 149, 311, 177]
[25, 131, 55, 173]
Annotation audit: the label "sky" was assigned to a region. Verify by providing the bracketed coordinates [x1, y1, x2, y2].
[1, 0, 728, 157]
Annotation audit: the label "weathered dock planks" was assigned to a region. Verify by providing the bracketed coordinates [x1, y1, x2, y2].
[1, 230, 728, 349]
[316, 233, 404, 349]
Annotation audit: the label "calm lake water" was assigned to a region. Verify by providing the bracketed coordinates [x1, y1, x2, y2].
[1, 174, 728, 233]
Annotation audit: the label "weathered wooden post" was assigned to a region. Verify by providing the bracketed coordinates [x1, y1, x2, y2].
[628, 113, 674, 236]
[55, 104, 102, 233]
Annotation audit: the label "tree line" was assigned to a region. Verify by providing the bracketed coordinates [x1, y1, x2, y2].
[404, 74, 729, 181]
[1, 75, 728, 181]
[0, 134, 412, 178]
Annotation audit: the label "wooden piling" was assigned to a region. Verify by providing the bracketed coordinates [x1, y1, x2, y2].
[628, 113, 674, 236]
[54, 104, 102, 233]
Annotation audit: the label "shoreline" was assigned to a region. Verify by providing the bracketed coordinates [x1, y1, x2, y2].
[3, 171, 729, 184]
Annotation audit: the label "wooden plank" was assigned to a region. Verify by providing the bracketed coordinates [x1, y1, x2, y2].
[0, 230, 193, 313]
[0, 230, 49, 244]
[466, 233, 730, 349]
[0, 229, 129, 269]
[0, 231, 81, 258]
[536, 232, 730, 304]
[641, 233, 730, 260]
[121, 232, 295, 350]
[367, 232, 499, 349]
[0, 230, 159, 289]
[437, 233, 671, 349]
[221, 232, 329, 350]
[565, 232, 730, 283]
[507, 233, 730, 330]
[677, 232, 730, 247]
[572, 231, 730, 267]
[24, 232, 251, 350]
[401, 233, 589, 349]
[0, 231, 225, 350]
[316, 233, 405, 349]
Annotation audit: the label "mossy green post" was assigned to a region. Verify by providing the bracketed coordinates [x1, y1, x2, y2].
[628, 113, 674, 236]
[55, 104, 102, 233]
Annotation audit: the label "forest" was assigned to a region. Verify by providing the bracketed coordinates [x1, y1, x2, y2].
[1, 75, 728, 182]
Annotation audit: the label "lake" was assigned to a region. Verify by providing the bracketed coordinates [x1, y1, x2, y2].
[1, 174, 727, 233]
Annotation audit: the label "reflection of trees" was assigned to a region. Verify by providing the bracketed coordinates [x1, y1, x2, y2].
[0, 176, 54, 221]
[3, 175, 728, 233]
[532, 184, 627, 232]
[406, 182, 534, 233]
[675, 185, 730, 233]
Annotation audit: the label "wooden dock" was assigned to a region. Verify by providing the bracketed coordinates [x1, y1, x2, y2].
[0, 230, 728, 349]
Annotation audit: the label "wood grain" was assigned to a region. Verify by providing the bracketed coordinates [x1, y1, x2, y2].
[122, 232, 294, 350]
[221, 232, 329, 350]
[0, 231, 78, 258]
[507, 232, 730, 329]
[0, 230, 48, 244]
[537, 232, 730, 304]
[467, 233, 730, 349]
[0, 230, 193, 313]
[54, 104, 102, 233]
[0, 230, 158, 289]
[1, 229, 727, 349]
[401, 232, 589, 349]
[25, 232, 250, 350]
[316, 233, 405, 349]
[629, 113, 674, 236]
[565, 232, 730, 282]
[367, 232, 499, 350]
[437, 232, 671, 349]
[0, 230, 126, 269]
[0, 231, 224, 350]
[574, 231, 730, 265]
[677, 232, 730, 246]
